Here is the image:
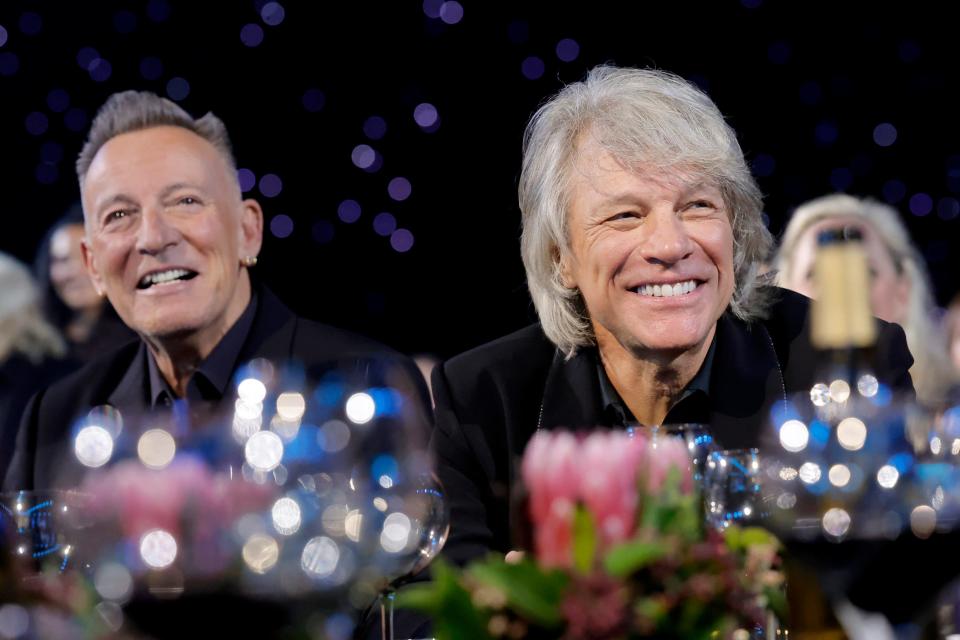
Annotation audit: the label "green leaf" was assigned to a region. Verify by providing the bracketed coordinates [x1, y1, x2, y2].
[724, 525, 777, 551]
[395, 559, 492, 640]
[572, 504, 597, 574]
[603, 540, 668, 577]
[467, 557, 568, 627]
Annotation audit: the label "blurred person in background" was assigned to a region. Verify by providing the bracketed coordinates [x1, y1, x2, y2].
[775, 193, 956, 406]
[944, 293, 960, 374]
[34, 204, 135, 361]
[0, 252, 68, 476]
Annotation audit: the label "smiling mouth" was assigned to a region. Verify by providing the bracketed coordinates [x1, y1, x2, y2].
[137, 268, 198, 290]
[633, 280, 701, 298]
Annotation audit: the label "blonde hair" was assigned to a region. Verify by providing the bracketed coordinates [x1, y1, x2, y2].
[519, 66, 775, 357]
[776, 193, 956, 405]
[0, 252, 66, 363]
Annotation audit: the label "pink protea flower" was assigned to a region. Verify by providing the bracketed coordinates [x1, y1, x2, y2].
[646, 435, 695, 495]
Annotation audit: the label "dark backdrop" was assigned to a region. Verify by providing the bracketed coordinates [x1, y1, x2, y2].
[2, 1, 958, 358]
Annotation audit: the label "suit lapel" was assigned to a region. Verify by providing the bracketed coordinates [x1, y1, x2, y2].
[538, 348, 607, 432]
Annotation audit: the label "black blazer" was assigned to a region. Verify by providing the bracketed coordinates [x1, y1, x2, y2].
[430, 288, 915, 567]
[5, 287, 427, 491]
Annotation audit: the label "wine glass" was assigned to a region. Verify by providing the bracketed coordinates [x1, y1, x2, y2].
[703, 448, 766, 532]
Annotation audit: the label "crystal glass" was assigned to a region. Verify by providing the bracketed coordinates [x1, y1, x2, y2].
[703, 448, 766, 531]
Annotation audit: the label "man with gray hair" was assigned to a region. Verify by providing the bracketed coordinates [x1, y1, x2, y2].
[5, 91, 420, 490]
[430, 66, 915, 569]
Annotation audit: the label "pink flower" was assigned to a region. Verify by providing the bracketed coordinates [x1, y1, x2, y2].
[645, 436, 694, 495]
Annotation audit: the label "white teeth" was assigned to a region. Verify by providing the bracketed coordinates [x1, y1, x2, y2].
[635, 280, 698, 298]
[140, 268, 191, 288]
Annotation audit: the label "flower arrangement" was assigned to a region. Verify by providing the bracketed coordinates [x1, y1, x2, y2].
[399, 430, 785, 640]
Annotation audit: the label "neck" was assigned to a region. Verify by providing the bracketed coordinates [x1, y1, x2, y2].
[596, 325, 715, 426]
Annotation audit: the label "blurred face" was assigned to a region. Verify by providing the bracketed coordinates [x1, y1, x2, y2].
[49, 223, 102, 312]
[560, 140, 736, 360]
[783, 217, 910, 325]
[80, 126, 262, 348]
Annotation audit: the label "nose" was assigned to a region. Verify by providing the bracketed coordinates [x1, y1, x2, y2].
[638, 210, 694, 266]
[135, 207, 180, 256]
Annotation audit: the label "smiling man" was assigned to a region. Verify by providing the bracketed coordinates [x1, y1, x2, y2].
[430, 66, 917, 569]
[5, 91, 416, 490]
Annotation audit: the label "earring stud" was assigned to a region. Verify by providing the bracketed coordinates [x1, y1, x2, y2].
[242, 255, 258, 267]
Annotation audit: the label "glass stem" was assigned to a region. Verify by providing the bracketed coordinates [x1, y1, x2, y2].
[380, 588, 396, 640]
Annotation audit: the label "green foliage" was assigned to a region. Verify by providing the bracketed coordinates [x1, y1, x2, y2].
[603, 540, 668, 578]
[467, 557, 569, 627]
[572, 505, 597, 574]
[396, 559, 492, 640]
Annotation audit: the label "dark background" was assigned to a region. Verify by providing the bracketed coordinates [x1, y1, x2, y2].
[2, 1, 959, 359]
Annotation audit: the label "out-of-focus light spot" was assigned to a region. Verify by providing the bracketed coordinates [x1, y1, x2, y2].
[235, 398, 263, 421]
[94, 563, 133, 601]
[799, 462, 821, 484]
[0, 25, 7, 48]
[799, 80, 822, 106]
[344, 510, 362, 542]
[521, 56, 545, 80]
[261, 2, 285, 26]
[828, 464, 851, 487]
[810, 382, 830, 406]
[140, 56, 163, 80]
[814, 121, 839, 146]
[25, 112, 48, 136]
[822, 508, 851, 538]
[140, 529, 177, 569]
[237, 168, 256, 192]
[910, 505, 936, 538]
[857, 374, 879, 397]
[413, 103, 438, 128]
[767, 41, 791, 64]
[270, 415, 300, 441]
[778, 466, 798, 481]
[555, 38, 579, 62]
[779, 419, 809, 452]
[166, 77, 190, 101]
[909, 193, 933, 217]
[35, 162, 58, 185]
[321, 504, 348, 536]
[372, 212, 397, 237]
[379, 475, 394, 489]
[931, 436, 943, 456]
[390, 228, 415, 253]
[137, 429, 176, 470]
[242, 533, 279, 573]
[828, 379, 851, 403]
[302, 88, 325, 112]
[351, 144, 377, 170]
[272, 497, 302, 535]
[387, 177, 412, 201]
[751, 153, 776, 178]
[882, 179, 907, 204]
[19, 12, 42, 36]
[147, 0, 171, 22]
[345, 392, 375, 424]
[238, 378, 267, 404]
[75, 425, 114, 468]
[380, 513, 412, 553]
[951, 438, 960, 457]
[439, 1, 464, 24]
[76, 47, 99, 70]
[837, 417, 867, 451]
[0, 52, 19, 76]
[422, 0, 443, 18]
[88, 58, 112, 82]
[46, 88, 70, 113]
[320, 420, 350, 453]
[776, 492, 796, 509]
[898, 39, 922, 63]
[363, 115, 387, 140]
[933, 485, 946, 511]
[877, 464, 899, 489]
[41, 142, 63, 163]
[0, 604, 30, 639]
[240, 23, 264, 47]
[373, 497, 388, 512]
[338, 199, 361, 223]
[113, 10, 137, 34]
[276, 392, 306, 421]
[312, 220, 335, 244]
[259, 173, 283, 198]
[245, 430, 284, 472]
[873, 123, 897, 147]
[937, 197, 960, 221]
[301, 536, 339, 577]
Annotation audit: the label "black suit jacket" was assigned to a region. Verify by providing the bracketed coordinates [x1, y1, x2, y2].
[5, 287, 427, 491]
[431, 288, 915, 567]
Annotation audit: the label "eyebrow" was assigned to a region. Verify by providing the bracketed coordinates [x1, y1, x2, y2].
[158, 182, 206, 199]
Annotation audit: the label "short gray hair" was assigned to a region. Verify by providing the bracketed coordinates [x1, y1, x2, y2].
[76, 90, 237, 186]
[519, 66, 775, 356]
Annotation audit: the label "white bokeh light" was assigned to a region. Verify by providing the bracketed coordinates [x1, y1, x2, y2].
[779, 419, 809, 452]
[799, 462, 822, 484]
[857, 374, 879, 397]
[272, 497, 302, 536]
[245, 430, 284, 472]
[828, 464, 851, 488]
[140, 530, 178, 569]
[242, 533, 280, 574]
[301, 536, 340, 577]
[822, 508, 851, 538]
[380, 512, 412, 553]
[137, 429, 176, 470]
[345, 392, 376, 424]
[238, 378, 267, 404]
[810, 383, 830, 407]
[344, 509, 363, 542]
[94, 562, 133, 601]
[910, 505, 937, 538]
[75, 425, 114, 468]
[829, 379, 851, 403]
[837, 417, 867, 451]
[276, 392, 306, 421]
[778, 466, 799, 481]
[877, 464, 900, 489]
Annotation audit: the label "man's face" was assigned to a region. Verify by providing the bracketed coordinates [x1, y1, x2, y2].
[81, 126, 262, 346]
[561, 140, 736, 359]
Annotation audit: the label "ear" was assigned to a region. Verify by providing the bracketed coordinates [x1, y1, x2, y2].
[80, 236, 105, 297]
[238, 198, 264, 260]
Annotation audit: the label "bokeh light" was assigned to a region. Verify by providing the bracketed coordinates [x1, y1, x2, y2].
[242, 533, 280, 573]
[363, 115, 387, 140]
[137, 429, 177, 470]
[237, 168, 256, 192]
[828, 379, 851, 403]
[814, 120, 839, 146]
[276, 392, 306, 421]
[937, 197, 960, 221]
[245, 430, 285, 472]
[319, 420, 350, 452]
[521, 56, 545, 80]
[46, 88, 70, 112]
[301, 536, 339, 577]
[272, 497, 302, 535]
[413, 103, 438, 128]
[836, 417, 867, 451]
[799, 462, 822, 484]
[439, 1, 464, 25]
[0, 52, 19, 76]
[828, 464, 851, 488]
[25, 112, 48, 136]
[857, 374, 879, 397]
[351, 144, 377, 170]
[0, 605, 29, 640]
[94, 562, 133, 601]
[380, 512, 412, 553]
[259, 173, 283, 197]
[822, 508, 851, 538]
[390, 229, 415, 253]
[140, 529, 178, 569]
[779, 419, 809, 452]
[345, 392, 375, 424]
[873, 122, 897, 147]
[75, 425, 114, 468]
[810, 382, 830, 406]
[166, 77, 190, 101]
[373, 213, 397, 237]
[240, 23, 265, 47]
[555, 38, 579, 62]
[909, 192, 933, 216]
[19, 12, 42, 36]
[76, 46, 99, 70]
[910, 505, 936, 538]
[338, 199, 362, 224]
[88, 58, 112, 82]
[387, 177, 412, 201]
[261, 2, 286, 26]
[0, 25, 7, 48]
[422, 0, 443, 18]
[147, 0, 171, 22]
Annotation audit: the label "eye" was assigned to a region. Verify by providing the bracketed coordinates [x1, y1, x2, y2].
[607, 211, 640, 222]
[104, 209, 128, 225]
[687, 199, 716, 210]
[178, 196, 200, 206]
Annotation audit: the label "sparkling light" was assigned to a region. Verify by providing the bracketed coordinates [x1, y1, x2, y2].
[137, 429, 176, 470]
[857, 374, 879, 397]
[94, 563, 133, 601]
[779, 419, 809, 452]
[238, 378, 267, 404]
[837, 417, 867, 451]
[910, 505, 937, 538]
[140, 530, 178, 569]
[380, 513, 412, 553]
[799, 462, 822, 484]
[822, 508, 851, 538]
[778, 466, 799, 481]
[245, 430, 284, 472]
[272, 497, 302, 536]
[776, 492, 797, 509]
[413, 103, 438, 128]
[810, 383, 830, 406]
[276, 392, 306, 421]
[828, 464, 851, 488]
[301, 536, 339, 577]
[931, 436, 943, 456]
[75, 425, 114, 468]
[877, 464, 899, 489]
[828, 379, 851, 403]
[242, 533, 280, 574]
[345, 392, 375, 424]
